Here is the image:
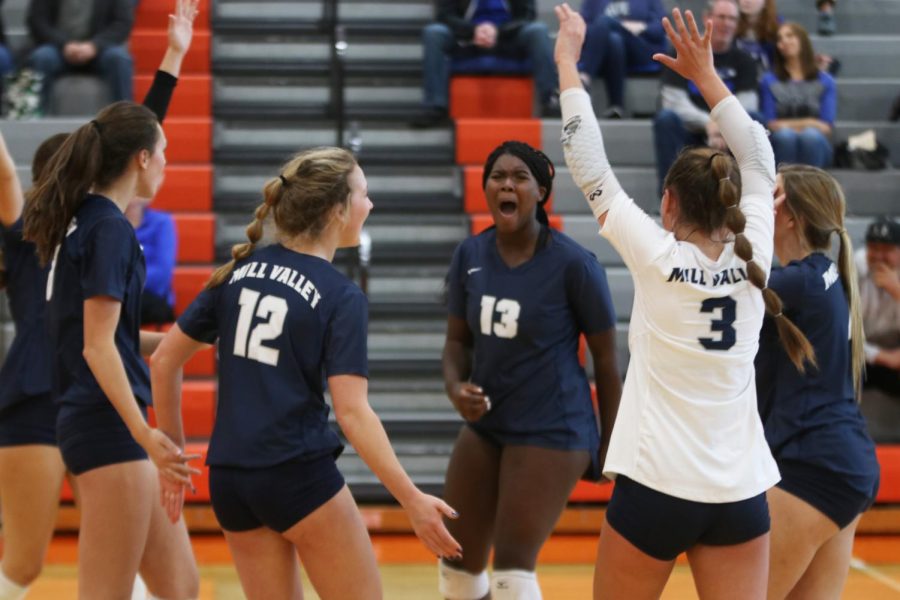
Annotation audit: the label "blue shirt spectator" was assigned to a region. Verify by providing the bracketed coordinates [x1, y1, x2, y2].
[127, 202, 176, 324]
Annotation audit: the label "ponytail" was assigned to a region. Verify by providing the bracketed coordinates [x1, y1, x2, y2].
[837, 227, 866, 394]
[709, 154, 817, 372]
[23, 124, 103, 265]
[207, 195, 274, 289]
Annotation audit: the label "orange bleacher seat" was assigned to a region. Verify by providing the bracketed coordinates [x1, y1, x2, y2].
[147, 379, 216, 439]
[185, 345, 217, 377]
[450, 76, 534, 119]
[173, 213, 215, 264]
[470, 213, 562, 235]
[135, 0, 211, 30]
[134, 74, 211, 118]
[162, 118, 212, 163]
[173, 265, 215, 316]
[463, 166, 555, 214]
[131, 30, 211, 75]
[876, 446, 900, 503]
[152, 165, 213, 212]
[456, 119, 542, 165]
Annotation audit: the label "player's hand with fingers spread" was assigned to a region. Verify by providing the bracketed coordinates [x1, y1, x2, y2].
[652, 8, 715, 83]
[553, 3, 586, 66]
[141, 428, 202, 486]
[405, 492, 462, 559]
[448, 381, 490, 421]
[168, 0, 200, 54]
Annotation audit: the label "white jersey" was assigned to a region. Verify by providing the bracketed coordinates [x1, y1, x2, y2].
[562, 91, 780, 503]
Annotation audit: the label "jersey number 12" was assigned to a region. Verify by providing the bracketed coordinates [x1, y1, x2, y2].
[234, 288, 288, 366]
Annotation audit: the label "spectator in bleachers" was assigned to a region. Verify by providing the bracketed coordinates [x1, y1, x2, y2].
[577, 0, 667, 119]
[0, 1, 15, 83]
[652, 0, 758, 193]
[25, 0, 135, 112]
[410, 0, 558, 128]
[125, 198, 176, 325]
[735, 0, 778, 75]
[857, 217, 900, 442]
[760, 22, 835, 168]
[817, 0, 835, 35]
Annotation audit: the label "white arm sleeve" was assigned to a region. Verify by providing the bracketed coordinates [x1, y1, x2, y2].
[559, 88, 627, 221]
[710, 95, 776, 274]
[661, 85, 710, 132]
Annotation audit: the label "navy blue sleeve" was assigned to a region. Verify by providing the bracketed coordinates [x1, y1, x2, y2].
[567, 254, 617, 334]
[766, 263, 808, 311]
[446, 242, 467, 318]
[177, 286, 221, 344]
[80, 218, 136, 301]
[324, 286, 368, 378]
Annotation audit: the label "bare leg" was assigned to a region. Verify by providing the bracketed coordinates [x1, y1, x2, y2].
[491, 445, 590, 570]
[593, 518, 676, 600]
[138, 471, 199, 599]
[786, 516, 860, 600]
[284, 485, 382, 600]
[766, 487, 838, 599]
[0, 446, 66, 586]
[224, 526, 303, 600]
[686, 533, 769, 600]
[440, 427, 502, 577]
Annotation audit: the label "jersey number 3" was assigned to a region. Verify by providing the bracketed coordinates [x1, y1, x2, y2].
[234, 288, 288, 366]
[480, 295, 520, 339]
[698, 296, 736, 350]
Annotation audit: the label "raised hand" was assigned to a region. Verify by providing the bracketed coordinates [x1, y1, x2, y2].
[168, 0, 200, 54]
[554, 3, 586, 66]
[652, 8, 715, 83]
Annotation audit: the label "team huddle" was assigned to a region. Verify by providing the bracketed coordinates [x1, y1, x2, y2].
[0, 2, 879, 600]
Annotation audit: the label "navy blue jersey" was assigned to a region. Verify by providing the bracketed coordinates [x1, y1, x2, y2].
[178, 244, 367, 468]
[447, 228, 616, 450]
[756, 253, 879, 496]
[46, 194, 150, 407]
[0, 219, 52, 409]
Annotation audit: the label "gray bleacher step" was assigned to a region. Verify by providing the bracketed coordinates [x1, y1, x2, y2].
[812, 36, 900, 79]
[214, 164, 460, 213]
[0, 119, 81, 165]
[369, 331, 443, 358]
[214, 0, 322, 25]
[541, 121, 900, 169]
[338, 0, 434, 24]
[214, 76, 422, 120]
[549, 165, 900, 218]
[214, 120, 454, 165]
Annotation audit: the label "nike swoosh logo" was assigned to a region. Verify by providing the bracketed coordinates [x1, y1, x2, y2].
[467, 267, 482, 275]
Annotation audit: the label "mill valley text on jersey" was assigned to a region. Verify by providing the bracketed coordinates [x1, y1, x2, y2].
[666, 266, 749, 287]
[229, 260, 322, 309]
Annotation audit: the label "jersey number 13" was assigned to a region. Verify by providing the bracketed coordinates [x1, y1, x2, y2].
[480, 295, 521, 339]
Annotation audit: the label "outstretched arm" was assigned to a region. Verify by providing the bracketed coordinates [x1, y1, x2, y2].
[555, 3, 626, 227]
[143, 0, 200, 122]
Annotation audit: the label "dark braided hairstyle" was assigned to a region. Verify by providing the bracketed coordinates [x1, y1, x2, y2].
[207, 147, 357, 288]
[664, 147, 816, 372]
[483, 141, 555, 227]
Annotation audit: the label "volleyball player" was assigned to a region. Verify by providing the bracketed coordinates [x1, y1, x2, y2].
[147, 147, 461, 599]
[438, 140, 621, 600]
[0, 4, 199, 598]
[756, 165, 879, 599]
[555, 5, 815, 598]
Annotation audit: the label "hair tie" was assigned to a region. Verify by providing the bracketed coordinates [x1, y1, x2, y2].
[725, 203, 739, 210]
[720, 177, 731, 183]
[773, 311, 784, 318]
[278, 174, 288, 185]
[90, 119, 102, 133]
[836, 228, 847, 236]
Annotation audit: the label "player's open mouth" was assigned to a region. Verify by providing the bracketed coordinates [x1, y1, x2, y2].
[499, 201, 517, 215]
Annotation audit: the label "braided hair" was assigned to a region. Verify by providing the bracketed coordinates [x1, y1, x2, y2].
[664, 147, 816, 372]
[483, 141, 555, 227]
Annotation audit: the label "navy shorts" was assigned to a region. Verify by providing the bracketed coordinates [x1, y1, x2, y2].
[777, 460, 879, 530]
[606, 476, 770, 561]
[0, 394, 58, 447]
[209, 452, 345, 533]
[57, 401, 148, 475]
